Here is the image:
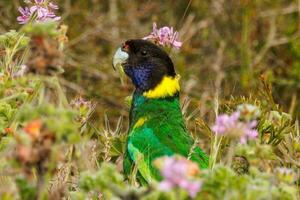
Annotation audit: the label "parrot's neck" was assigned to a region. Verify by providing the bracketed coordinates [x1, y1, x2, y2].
[129, 90, 183, 130]
[142, 75, 180, 99]
[129, 74, 182, 129]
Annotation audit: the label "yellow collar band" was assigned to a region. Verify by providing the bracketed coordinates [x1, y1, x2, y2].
[143, 75, 180, 98]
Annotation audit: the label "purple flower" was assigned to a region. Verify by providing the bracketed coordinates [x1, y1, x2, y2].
[30, 5, 49, 19]
[143, 23, 182, 49]
[155, 156, 202, 198]
[212, 111, 258, 144]
[17, 7, 31, 24]
[49, 2, 59, 10]
[17, 0, 60, 24]
[212, 112, 240, 134]
[239, 120, 258, 144]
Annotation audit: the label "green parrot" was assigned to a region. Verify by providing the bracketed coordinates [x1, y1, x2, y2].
[113, 39, 208, 184]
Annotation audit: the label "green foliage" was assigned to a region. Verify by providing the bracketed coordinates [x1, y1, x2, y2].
[73, 162, 298, 200]
[17, 103, 81, 143]
[259, 110, 293, 145]
[22, 22, 60, 37]
[0, 102, 15, 133]
[15, 178, 36, 200]
[78, 163, 126, 199]
[199, 165, 297, 200]
[0, 77, 40, 134]
[0, 30, 30, 50]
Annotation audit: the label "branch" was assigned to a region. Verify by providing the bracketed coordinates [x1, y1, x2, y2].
[260, 3, 299, 18]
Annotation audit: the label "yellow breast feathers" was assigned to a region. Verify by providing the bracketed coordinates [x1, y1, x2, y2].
[143, 75, 180, 98]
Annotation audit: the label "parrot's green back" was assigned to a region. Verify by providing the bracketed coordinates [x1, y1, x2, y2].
[124, 91, 208, 183]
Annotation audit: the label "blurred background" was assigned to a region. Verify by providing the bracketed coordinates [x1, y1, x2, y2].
[1, 0, 299, 127]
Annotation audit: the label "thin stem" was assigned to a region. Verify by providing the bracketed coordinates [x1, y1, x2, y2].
[225, 141, 235, 167]
[209, 134, 223, 169]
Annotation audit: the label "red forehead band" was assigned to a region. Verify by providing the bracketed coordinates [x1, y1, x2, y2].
[122, 43, 130, 52]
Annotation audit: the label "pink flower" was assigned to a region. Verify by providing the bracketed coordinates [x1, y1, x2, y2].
[212, 111, 258, 144]
[156, 156, 202, 198]
[17, 7, 31, 24]
[30, 5, 49, 19]
[212, 112, 240, 134]
[49, 2, 59, 10]
[34, 0, 44, 3]
[17, 0, 60, 24]
[143, 23, 182, 49]
[239, 120, 258, 144]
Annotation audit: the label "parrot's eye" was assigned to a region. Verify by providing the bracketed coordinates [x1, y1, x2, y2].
[141, 50, 147, 56]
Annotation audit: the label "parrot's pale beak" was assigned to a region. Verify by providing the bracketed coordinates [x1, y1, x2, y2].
[112, 47, 129, 71]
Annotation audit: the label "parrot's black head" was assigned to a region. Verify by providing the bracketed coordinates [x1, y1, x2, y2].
[113, 39, 176, 93]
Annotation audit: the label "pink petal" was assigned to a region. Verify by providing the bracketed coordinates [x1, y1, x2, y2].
[35, 0, 44, 4]
[239, 137, 247, 144]
[152, 22, 158, 32]
[158, 181, 174, 191]
[143, 35, 155, 40]
[52, 16, 61, 21]
[246, 129, 258, 138]
[49, 2, 59, 9]
[231, 112, 241, 121]
[17, 16, 28, 24]
[47, 11, 56, 17]
[18, 7, 26, 15]
[143, 23, 182, 49]
[30, 6, 38, 13]
[37, 7, 49, 19]
[186, 181, 202, 198]
[172, 40, 182, 49]
[248, 120, 257, 128]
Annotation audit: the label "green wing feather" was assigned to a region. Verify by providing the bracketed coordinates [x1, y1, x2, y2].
[124, 94, 208, 183]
